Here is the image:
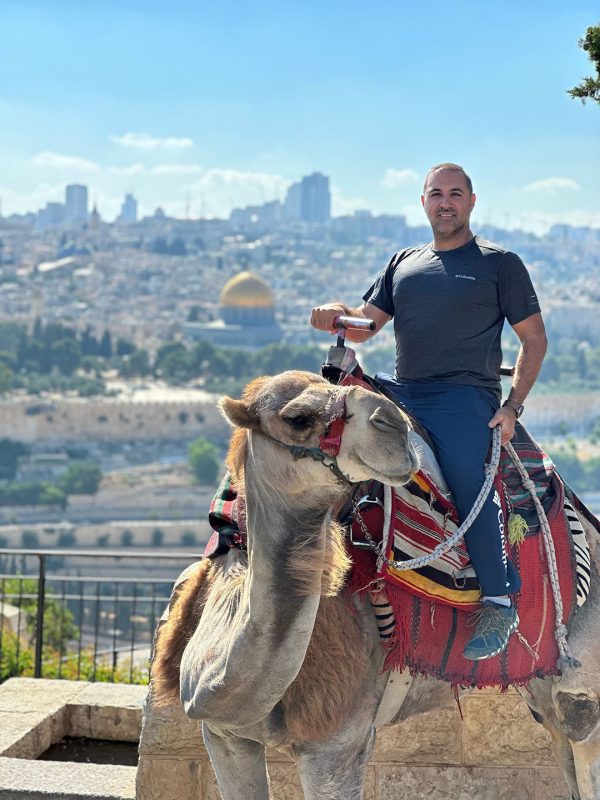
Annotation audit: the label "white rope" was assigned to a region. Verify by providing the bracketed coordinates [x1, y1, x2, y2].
[504, 442, 581, 670]
[374, 425, 503, 572]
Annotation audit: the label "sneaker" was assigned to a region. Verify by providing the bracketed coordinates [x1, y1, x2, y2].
[463, 600, 519, 661]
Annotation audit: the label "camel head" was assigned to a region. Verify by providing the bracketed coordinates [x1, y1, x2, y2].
[220, 370, 418, 498]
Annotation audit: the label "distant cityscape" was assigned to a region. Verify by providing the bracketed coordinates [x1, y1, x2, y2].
[2, 171, 600, 243]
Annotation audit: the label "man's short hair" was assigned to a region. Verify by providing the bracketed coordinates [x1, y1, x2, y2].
[423, 163, 473, 195]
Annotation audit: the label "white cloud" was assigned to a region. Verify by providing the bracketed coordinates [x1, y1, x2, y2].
[330, 185, 369, 216]
[110, 132, 194, 150]
[187, 168, 289, 216]
[31, 151, 100, 172]
[151, 164, 204, 175]
[521, 177, 581, 193]
[0, 182, 66, 215]
[508, 209, 600, 236]
[382, 168, 419, 189]
[108, 163, 148, 176]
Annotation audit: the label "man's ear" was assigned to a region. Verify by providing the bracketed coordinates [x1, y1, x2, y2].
[470, 192, 477, 212]
[219, 397, 259, 429]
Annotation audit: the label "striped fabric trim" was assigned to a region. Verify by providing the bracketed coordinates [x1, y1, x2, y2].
[564, 495, 591, 608]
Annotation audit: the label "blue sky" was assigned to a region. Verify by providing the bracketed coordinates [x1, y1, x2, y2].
[0, 0, 598, 232]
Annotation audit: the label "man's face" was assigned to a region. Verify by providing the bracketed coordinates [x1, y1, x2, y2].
[421, 169, 476, 239]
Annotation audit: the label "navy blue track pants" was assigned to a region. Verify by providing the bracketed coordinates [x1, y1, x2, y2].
[377, 377, 521, 597]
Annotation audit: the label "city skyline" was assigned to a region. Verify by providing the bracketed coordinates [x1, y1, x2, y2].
[0, 1, 599, 234]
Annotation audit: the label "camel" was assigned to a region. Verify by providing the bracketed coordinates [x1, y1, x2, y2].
[150, 370, 600, 800]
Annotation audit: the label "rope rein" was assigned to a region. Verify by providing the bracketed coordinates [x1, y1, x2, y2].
[353, 425, 503, 573]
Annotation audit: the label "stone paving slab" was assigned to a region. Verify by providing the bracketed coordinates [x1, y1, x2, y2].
[0, 679, 88, 715]
[377, 765, 537, 800]
[0, 757, 136, 799]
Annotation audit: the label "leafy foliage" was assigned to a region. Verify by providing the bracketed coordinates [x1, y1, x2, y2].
[188, 437, 219, 484]
[58, 463, 102, 494]
[568, 25, 600, 104]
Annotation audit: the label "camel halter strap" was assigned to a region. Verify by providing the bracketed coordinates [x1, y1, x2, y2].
[256, 393, 354, 487]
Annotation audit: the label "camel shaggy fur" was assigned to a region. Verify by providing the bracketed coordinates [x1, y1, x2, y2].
[150, 370, 600, 800]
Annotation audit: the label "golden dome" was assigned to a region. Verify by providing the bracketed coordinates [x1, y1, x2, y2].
[220, 271, 274, 308]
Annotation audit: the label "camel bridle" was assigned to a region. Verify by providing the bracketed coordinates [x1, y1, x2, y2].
[254, 392, 354, 487]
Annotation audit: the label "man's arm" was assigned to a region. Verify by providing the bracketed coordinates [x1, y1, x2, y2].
[310, 302, 391, 342]
[488, 312, 547, 444]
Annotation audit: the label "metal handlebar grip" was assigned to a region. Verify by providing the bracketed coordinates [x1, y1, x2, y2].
[334, 315, 376, 331]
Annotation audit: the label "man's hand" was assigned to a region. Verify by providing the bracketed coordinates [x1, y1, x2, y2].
[310, 303, 350, 334]
[488, 407, 517, 446]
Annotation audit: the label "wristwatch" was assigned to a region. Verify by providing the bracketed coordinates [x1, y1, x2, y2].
[502, 399, 524, 418]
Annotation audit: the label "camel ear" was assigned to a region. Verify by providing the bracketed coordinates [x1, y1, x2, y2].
[219, 397, 258, 429]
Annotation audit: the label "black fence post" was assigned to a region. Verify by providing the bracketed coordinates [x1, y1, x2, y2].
[34, 555, 46, 679]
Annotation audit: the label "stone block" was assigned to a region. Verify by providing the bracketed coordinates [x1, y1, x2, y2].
[138, 702, 205, 757]
[136, 756, 202, 800]
[373, 707, 462, 764]
[0, 677, 88, 714]
[0, 756, 136, 799]
[534, 767, 572, 800]
[377, 765, 536, 800]
[0, 711, 55, 759]
[67, 683, 146, 742]
[462, 694, 555, 766]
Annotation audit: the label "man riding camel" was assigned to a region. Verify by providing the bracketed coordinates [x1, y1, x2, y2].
[310, 162, 547, 660]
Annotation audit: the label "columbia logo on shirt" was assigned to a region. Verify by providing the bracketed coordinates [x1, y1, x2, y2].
[455, 274, 476, 281]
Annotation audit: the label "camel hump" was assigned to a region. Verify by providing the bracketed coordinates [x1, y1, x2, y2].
[151, 559, 213, 707]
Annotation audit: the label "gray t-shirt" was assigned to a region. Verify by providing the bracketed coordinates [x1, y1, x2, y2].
[362, 236, 541, 395]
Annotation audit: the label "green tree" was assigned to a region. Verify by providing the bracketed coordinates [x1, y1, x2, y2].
[0, 439, 29, 480]
[57, 531, 76, 547]
[568, 25, 600, 104]
[59, 463, 102, 494]
[151, 528, 164, 547]
[118, 348, 150, 378]
[116, 337, 136, 357]
[0, 363, 14, 394]
[99, 330, 113, 359]
[181, 530, 196, 547]
[51, 338, 81, 375]
[188, 437, 219, 485]
[21, 530, 40, 548]
[120, 529, 134, 547]
[155, 342, 195, 383]
[1, 577, 78, 653]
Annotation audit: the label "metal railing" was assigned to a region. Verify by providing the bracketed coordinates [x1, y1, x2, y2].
[0, 547, 201, 684]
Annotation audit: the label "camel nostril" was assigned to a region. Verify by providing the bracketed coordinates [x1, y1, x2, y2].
[369, 406, 407, 435]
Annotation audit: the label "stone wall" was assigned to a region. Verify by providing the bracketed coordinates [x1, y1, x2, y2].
[137, 688, 571, 800]
[0, 395, 228, 444]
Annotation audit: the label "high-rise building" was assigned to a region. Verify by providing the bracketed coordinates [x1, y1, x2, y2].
[119, 193, 138, 223]
[65, 184, 88, 225]
[300, 172, 330, 224]
[284, 181, 302, 221]
[284, 172, 331, 223]
[36, 202, 65, 231]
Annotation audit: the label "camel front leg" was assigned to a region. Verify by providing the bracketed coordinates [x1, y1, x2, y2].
[295, 724, 376, 800]
[570, 738, 600, 800]
[202, 723, 270, 800]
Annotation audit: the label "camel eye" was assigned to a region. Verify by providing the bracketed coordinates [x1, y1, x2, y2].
[285, 414, 313, 431]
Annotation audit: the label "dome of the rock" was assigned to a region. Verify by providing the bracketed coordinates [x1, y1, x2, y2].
[220, 271, 274, 309]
